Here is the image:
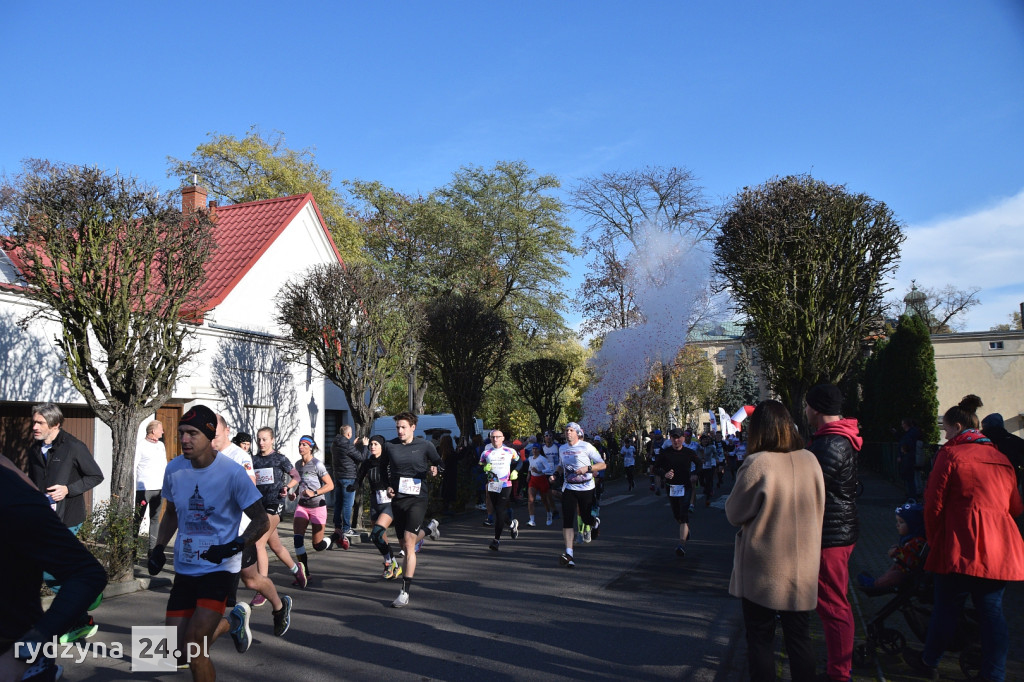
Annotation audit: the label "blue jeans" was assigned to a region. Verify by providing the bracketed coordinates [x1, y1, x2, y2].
[333, 479, 356, 532]
[923, 572, 1008, 681]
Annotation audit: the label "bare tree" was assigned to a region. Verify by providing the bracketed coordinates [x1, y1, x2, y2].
[419, 294, 513, 445]
[509, 357, 575, 433]
[896, 282, 981, 333]
[275, 263, 417, 439]
[0, 160, 216, 579]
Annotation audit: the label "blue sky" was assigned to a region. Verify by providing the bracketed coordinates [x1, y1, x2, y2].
[2, 1, 1022, 331]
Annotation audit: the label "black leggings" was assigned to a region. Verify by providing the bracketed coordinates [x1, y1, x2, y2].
[624, 465, 635, 489]
[560, 488, 597, 530]
[741, 598, 815, 682]
[487, 487, 513, 539]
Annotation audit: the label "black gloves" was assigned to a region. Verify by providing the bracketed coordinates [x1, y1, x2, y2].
[148, 544, 166, 576]
[200, 537, 245, 564]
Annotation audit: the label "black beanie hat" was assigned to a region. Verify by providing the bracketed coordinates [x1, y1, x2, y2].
[179, 405, 218, 441]
[806, 384, 844, 416]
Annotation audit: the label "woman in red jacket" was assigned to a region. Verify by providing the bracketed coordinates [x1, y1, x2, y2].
[906, 395, 1024, 682]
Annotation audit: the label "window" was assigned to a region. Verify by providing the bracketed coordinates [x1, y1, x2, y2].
[715, 350, 727, 364]
[989, 341, 1004, 350]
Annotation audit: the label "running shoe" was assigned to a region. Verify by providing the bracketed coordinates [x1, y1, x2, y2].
[250, 592, 267, 608]
[675, 545, 686, 558]
[527, 519, 536, 527]
[339, 534, 350, 550]
[427, 518, 441, 541]
[272, 595, 292, 637]
[559, 552, 573, 566]
[582, 530, 592, 543]
[689, 504, 695, 512]
[475, 503, 488, 511]
[228, 603, 252, 653]
[384, 559, 403, 580]
[546, 513, 553, 526]
[18, 657, 62, 681]
[59, 616, 97, 644]
[87, 593, 103, 611]
[592, 517, 601, 539]
[392, 590, 410, 608]
[291, 562, 308, 589]
[414, 537, 425, 553]
[489, 539, 500, 551]
[482, 517, 495, 527]
[510, 519, 519, 540]
[397, 548, 406, 558]
[344, 528, 360, 537]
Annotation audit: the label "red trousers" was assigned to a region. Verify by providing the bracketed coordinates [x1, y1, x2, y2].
[816, 544, 855, 681]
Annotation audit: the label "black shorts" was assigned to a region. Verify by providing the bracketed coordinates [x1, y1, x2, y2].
[264, 502, 284, 516]
[669, 495, 690, 524]
[370, 500, 394, 522]
[391, 495, 427, 537]
[166, 571, 234, 617]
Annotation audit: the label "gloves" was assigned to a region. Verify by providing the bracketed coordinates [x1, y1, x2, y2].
[148, 545, 166, 576]
[483, 463, 492, 472]
[510, 470, 518, 481]
[200, 537, 245, 564]
[346, 483, 357, 492]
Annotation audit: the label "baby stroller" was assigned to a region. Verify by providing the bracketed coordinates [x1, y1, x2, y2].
[853, 543, 982, 678]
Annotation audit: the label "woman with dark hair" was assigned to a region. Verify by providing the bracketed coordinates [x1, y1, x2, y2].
[725, 400, 825, 682]
[905, 395, 1024, 682]
[349, 435, 405, 579]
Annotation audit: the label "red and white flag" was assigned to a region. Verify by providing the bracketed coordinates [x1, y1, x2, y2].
[730, 405, 755, 431]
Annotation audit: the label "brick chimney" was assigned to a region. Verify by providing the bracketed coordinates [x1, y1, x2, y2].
[181, 179, 208, 214]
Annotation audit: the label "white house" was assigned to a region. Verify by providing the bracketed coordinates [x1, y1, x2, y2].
[0, 185, 352, 507]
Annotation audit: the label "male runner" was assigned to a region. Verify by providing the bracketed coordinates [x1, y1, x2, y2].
[654, 427, 702, 557]
[479, 429, 520, 551]
[552, 423, 606, 568]
[382, 411, 442, 607]
[148, 405, 270, 682]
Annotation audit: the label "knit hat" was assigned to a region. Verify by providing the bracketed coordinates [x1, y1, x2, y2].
[232, 432, 252, 446]
[896, 503, 925, 538]
[806, 383, 843, 415]
[179, 405, 218, 441]
[982, 413, 1005, 430]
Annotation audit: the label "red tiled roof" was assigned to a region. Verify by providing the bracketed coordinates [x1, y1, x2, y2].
[198, 193, 343, 312]
[1, 193, 343, 317]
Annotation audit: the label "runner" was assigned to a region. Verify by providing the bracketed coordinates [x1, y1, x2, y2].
[249, 427, 307, 602]
[653, 427, 701, 557]
[147, 405, 271, 681]
[480, 429, 520, 551]
[381, 412, 442, 607]
[527, 443, 555, 526]
[541, 431, 562, 521]
[552, 423, 606, 568]
[620, 437, 636, 492]
[349, 435, 403, 579]
[287, 436, 334, 581]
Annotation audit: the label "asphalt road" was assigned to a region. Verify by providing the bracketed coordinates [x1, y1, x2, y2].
[55, 478, 748, 681]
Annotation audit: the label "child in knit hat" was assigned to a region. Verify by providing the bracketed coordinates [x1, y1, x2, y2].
[857, 502, 927, 591]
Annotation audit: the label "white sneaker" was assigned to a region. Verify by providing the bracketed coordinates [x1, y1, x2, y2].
[510, 518, 520, 540]
[392, 590, 410, 608]
[527, 518, 536, 527]
[546, 513, 553, 526]
[427, 518, 441, 541]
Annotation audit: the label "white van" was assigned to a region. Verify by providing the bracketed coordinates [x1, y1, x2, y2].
[371, 414, 484, 442]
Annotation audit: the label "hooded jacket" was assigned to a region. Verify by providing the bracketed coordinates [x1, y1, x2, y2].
[924, 430, 1024, 580]
[808, 418, 861, 549]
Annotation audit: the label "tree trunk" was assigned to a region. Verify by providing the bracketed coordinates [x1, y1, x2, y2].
[107, 408, 145, 582]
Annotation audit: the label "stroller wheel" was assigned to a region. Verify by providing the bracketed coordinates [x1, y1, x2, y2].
[879, 629, 906, 654]
[853, 643, 873, 666]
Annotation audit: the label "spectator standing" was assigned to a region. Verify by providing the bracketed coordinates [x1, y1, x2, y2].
[803, 383, 860, 682]
[331, 424, 365, 539]
[135, 419, 168, 554]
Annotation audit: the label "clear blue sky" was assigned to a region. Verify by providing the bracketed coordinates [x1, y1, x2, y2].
[2, 1, 1022, 330]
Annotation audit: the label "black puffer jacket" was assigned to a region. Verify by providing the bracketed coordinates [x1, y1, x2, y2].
[808, 420, 861, 549]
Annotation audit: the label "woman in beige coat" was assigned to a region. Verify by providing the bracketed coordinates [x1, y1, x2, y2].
[726, 400, 826, 682]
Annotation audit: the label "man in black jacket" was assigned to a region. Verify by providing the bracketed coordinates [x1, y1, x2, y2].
[804, 384, 861, 682]
[982, 413, 1024, 493]
[331, 424, 365, 538]
[26, 402, 105, 646]
[27, 403, 104, 530]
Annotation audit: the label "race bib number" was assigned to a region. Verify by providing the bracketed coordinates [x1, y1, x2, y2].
[669, 485, 687, 497]
[375, 489, 391, 505]
[254, 467, 275, 486]
[178, 536, 214, 565]
[398, 477, 421, 495]
[487, 480, 504, 493]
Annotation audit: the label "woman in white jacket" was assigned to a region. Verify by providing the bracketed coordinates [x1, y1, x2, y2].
[725, 400, 825, 682]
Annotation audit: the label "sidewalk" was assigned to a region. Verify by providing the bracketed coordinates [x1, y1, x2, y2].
[844, 470, 1024, 681]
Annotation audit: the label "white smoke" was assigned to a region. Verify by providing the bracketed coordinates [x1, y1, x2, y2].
[582, 223, 715, 432]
